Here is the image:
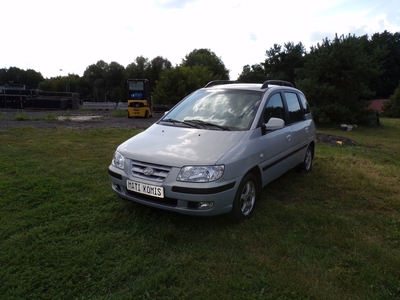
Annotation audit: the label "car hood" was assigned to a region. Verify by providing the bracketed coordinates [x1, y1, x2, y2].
[118, 124, 246, 166]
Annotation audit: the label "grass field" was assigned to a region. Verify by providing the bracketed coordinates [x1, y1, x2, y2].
[1, 119, 399, 299]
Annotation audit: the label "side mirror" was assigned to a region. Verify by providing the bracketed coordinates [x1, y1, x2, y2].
[262, 117, 285, 134]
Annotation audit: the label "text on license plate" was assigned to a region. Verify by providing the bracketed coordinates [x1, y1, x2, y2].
[127, 180, 164, 198]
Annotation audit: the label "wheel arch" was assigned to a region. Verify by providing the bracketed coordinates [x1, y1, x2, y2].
[309, 140, 315, 156]
[246, 165, 262, 195]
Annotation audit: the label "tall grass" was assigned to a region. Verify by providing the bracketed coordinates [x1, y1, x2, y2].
[1, 119, 399, 299]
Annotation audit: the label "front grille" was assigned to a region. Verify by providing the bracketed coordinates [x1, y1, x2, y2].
[131, 160, 171, 182]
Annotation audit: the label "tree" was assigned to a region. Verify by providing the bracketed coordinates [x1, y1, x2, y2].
[0, 67, 44, 89]
[382, 81, 400, 117]
[152, 66, 213, 106]
[263, 42, 306, 84]
[237, 42, 306, 85]
[148, 56, 172, 89]
[368, 31, 400, 98]
[125, 56, 150, 80]
[38, 74, 80, 93]
[182, 49, 229, 80]
[237, 64, 266, 83]
[82, 60, 124, 102]
[295, 34, 383, 124]
[125, 55, 172, 99]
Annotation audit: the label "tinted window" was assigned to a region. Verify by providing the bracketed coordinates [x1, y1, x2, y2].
[285, 92, 303, 123]
[264, 93, 284, 123]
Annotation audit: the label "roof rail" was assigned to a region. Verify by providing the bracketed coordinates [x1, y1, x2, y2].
[204, 80, 242, 88]
[261, 80, 293, 89]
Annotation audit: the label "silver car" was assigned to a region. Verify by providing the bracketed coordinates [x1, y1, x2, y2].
[108, 80, 316, 221]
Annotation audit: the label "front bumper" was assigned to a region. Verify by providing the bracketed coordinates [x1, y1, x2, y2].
[108, 166, 237, 217]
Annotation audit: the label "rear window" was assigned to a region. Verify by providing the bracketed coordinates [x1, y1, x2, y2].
[285, 92, 304, 124]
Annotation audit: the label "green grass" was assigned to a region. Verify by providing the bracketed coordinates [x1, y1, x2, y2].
[1, 118, 400, 299]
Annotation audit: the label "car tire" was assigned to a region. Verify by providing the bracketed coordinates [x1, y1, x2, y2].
[297, 145, 313, 173]
[229, 173, 258, 222]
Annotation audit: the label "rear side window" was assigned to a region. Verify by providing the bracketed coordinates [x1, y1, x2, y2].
[285, 92, 303, 124]
[299, 93, 311, 114]
[264, 93, 284, 123]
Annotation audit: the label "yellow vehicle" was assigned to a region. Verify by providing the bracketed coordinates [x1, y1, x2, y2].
[127, 79, 153, 118]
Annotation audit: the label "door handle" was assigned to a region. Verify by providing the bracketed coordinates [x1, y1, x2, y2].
[286, 134, 292, 142]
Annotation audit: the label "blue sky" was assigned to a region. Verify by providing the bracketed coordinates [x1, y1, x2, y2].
[2, 0, 399, 80]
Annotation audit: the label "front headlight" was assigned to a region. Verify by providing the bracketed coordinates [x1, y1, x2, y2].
[177, 165, 224, 182]
[112, 151, 125, 170]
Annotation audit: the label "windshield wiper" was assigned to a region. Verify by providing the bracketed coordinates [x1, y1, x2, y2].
[184, 119, 231, 131]
[160, 118, 201, 128]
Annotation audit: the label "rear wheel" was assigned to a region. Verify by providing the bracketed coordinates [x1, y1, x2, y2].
[297, 145, 313, 173]
[229, 173, 258, 222]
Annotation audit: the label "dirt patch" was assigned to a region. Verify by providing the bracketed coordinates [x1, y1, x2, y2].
[0, 109, 162, 130]
[316, 133, 357, 146]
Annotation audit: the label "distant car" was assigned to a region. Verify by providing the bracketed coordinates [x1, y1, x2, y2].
[109, 80, 316, 221]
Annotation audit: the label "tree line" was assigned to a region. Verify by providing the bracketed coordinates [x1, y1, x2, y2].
[1, 31, 400, 122]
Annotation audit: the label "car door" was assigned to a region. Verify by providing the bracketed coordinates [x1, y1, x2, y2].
[283, 91, 311, 166]
[258, 92, 293, 186]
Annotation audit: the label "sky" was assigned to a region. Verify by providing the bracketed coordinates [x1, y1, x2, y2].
[2, 0, 400, 80]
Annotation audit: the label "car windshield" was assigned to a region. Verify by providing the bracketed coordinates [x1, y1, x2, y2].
[159, 89, 262, 131]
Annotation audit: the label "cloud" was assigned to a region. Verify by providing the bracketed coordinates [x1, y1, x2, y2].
[154, 0, 197, 9]
[250, 33, 257, 42]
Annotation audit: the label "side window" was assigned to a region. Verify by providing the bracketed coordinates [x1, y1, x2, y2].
[264, 93, 284, 123]
[299, 93, 311, 114]
[285, 92, 303, 124]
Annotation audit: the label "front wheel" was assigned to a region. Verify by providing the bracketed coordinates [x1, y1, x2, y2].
[229, 173, 258, 222]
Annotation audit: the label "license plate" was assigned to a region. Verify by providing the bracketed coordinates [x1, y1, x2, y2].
[127, 180, 164, 198]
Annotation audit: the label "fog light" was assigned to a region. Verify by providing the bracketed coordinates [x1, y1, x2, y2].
[198, 202, 214, 209]
[112, 183, 121, 191]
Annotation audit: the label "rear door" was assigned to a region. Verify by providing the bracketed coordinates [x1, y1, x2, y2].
[283, 91, 312, 165]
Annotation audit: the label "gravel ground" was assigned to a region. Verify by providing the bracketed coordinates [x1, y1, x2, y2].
[0, 109, 162, 130]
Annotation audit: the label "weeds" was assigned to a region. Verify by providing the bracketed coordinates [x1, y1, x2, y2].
[14, 113, 31, 121]
[112, 109, 128, 118]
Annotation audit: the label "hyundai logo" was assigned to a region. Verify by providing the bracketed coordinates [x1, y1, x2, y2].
[143, 167, 154, 176]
